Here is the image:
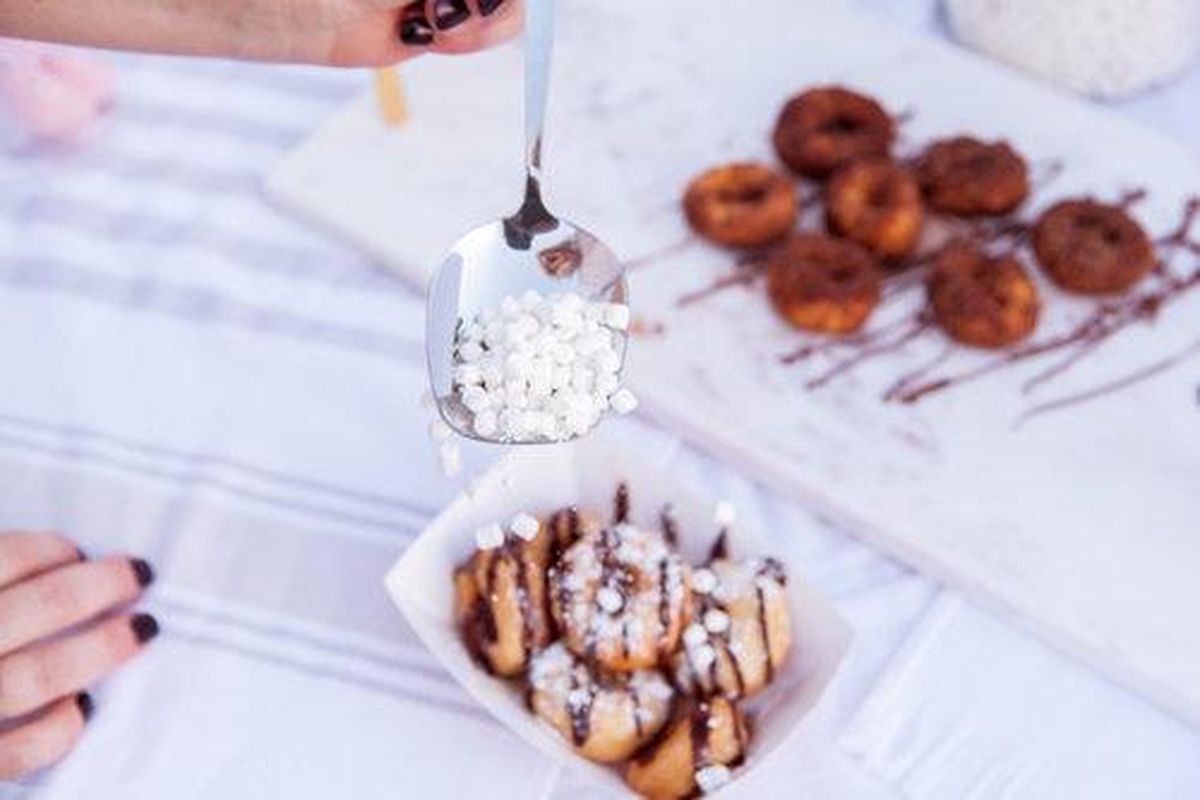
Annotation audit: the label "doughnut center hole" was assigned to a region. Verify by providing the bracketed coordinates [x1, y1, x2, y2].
[829, 265, 857, 284]
[1075, 214, 1122, 244]
[822, 114, 862, 135]
[722, 184, 769, 205]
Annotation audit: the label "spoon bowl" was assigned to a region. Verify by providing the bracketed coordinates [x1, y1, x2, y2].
[427, 213, 627, 442]
[425, 0, 628, 444]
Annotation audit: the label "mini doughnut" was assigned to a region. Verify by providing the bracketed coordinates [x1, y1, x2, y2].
[673, 556, 791, 701]
[826, 158, 924, 262]
[917, 136, 1030, 216]
[927, 240, 1040, 349]
[549, 517, 691, 672]
[625, 697, 748, 799]
[766, 233, 883, 335]
[683, 162, 798, 248]
[772, 86, 895, 179]
[1032, 198, 1156, 295]
[528, 642, 675, 763]
[454, 523, 555, 677]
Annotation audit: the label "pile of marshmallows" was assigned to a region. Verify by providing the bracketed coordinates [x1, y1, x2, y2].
[452, 291, 638, 442]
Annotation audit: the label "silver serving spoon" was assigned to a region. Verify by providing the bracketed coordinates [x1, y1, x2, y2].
[426, 0, 627, 444]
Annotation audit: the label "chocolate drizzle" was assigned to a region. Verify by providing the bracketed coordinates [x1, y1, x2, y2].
[660, 506, 679, 546]
[689, 702, 713, 774]
[567, 667, 593, 746]
[675, 152, 1200, 415]
[614, 482, 631, 524]
[708, 532, 729, 562]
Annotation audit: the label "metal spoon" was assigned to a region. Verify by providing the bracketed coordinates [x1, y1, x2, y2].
[426, 0, 628, 443]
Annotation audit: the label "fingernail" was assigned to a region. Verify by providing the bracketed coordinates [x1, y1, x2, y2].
[478, 0, 506, 16]
[131, 613, 159, 644]
[433, 0, 471, 30]
[129, 558, 155, 588]
[399, 4, 435, 46]
[75, 547, 87, 561]
[76, 692, 94, 721]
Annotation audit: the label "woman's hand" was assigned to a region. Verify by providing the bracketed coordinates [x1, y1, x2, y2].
[0, 532, 158, 780]
[0, 0, 523, 66]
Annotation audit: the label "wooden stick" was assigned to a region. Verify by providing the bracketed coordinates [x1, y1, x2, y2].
[373, 67, 409, 127]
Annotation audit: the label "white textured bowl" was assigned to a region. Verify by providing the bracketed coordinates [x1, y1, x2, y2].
[384, 429, 851, 796]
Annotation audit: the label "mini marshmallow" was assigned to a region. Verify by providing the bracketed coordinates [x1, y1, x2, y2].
[611, 388, 639, 414]
[475, 522, 505, 550]
[683, 623, 709, 649]
[694, 765, 732, 794]
[691, 568, 718, 595]
[451, 291, 635, 442]
[510, 512, 540, 541]
[703, 609, 731, 635]
[689, 643, 717, 672]
[714, 500, 737, 528]
[439, 441, 462, 478]
[596, 586, 624, 614]
[473, 409, 499, 438]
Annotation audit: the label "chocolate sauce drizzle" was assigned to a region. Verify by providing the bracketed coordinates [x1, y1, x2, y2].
[614, 482, 630, 524]
[677, 187, 1200, 417]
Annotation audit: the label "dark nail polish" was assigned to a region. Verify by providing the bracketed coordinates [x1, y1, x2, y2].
[399, 7, 435, 46]
[131, 613, 159, 644]
[130, 558, 155, 588]
[76, 692, 94, 721]
[433, 0, 471, 30]
[75, 547, 87, 561]
[477, 0, 506, 17]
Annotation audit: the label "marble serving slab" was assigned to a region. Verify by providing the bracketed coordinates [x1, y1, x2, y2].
[268, 1, 1200, 726]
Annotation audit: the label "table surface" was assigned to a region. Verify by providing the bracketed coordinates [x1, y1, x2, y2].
[0, 1, 1198, 797]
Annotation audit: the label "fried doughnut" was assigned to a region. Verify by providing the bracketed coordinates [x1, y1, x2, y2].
[453, 522, 556, 677]
[673, 556, 790, 701]
[1032, 199, 1156, 295]
[766, 233, 883, 334]
[625, 697, 748, 799]
[683, 162, 798, 248]
[917, 136, 1030, 216]
[528, 642, 675, 764]
[826, 158, 924, 261]
[772, 86, 895, 179]
[927, 240, 1040, 349]
[549, 517, 691, 672]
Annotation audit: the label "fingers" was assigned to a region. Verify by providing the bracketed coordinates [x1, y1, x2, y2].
[0, 693, 90, 780]
[0, 531, 82, 591]
[330, 0, 521, 67]
[0, 556, 152, 654]
[0, 613, 158, 720]
[427, 0, 523, 56]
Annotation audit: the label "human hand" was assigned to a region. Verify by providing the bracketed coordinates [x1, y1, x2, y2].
[0, 0, 523, 67]
[0, 532, 158, 780]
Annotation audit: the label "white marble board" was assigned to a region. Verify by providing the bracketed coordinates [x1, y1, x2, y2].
[267, 2, 1200, 726]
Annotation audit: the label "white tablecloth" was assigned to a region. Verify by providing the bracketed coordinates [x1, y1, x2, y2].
[1, 2, 1198, 797]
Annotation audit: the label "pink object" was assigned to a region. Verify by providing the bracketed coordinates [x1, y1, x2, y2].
[0, 39, 114, 143]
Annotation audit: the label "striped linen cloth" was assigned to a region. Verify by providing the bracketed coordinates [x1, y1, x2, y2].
[1, 21, 1199, 800]
[0, 48, 931, 798]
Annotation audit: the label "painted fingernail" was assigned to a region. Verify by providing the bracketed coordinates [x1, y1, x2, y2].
[131, 613, 159, 644]
[75, 547, 87, 561]
[433, 0, 471, 30]
[129, 558, 155, 588]
[76, 692, 94, 721]
[478, 0, 506, 16]
[399, 4, 435, 46]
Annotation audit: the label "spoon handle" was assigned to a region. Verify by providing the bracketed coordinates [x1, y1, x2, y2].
[523, 0, 554, 185]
